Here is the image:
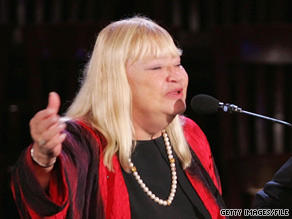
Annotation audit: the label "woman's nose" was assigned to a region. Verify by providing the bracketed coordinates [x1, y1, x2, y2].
[166, 67, 183, 82]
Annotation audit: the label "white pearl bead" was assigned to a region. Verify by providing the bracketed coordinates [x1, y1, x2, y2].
[129, 129, 177, 206]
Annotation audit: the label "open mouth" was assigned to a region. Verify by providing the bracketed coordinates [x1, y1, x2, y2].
[167, 89, 183, 98]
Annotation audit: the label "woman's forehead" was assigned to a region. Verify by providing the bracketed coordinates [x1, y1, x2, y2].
[127, 55, 181, 67]
[143, 55, 181, 63]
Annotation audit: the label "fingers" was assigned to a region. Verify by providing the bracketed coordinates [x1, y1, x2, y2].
[42, 122, 67, 141]
[36, 132, 67, 157]
[47, 92, 61, 113]
[44, 132, 67, 152]
[29, 92, 66, 160]
[31, 111, 59, 134]
[31, 92, 61, 134]
[30, 92, 62, 137]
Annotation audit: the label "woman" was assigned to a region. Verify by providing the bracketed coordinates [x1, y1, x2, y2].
[11, 16, 226, 218]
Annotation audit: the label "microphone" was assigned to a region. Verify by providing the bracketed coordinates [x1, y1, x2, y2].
[191, 94, 292, 128]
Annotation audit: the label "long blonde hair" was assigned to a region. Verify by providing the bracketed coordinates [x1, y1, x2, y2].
[66, 16, 191, 171]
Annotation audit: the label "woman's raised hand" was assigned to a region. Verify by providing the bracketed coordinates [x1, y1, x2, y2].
[29, 92, 67, 167]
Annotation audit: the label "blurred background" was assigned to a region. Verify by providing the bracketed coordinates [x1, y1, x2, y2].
[1, 0, 292, 218]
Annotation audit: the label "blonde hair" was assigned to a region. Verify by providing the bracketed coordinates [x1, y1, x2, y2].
[66, 16, 191, 171]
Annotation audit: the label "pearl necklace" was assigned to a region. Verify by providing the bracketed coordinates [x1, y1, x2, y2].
[129, 130, 177, 206]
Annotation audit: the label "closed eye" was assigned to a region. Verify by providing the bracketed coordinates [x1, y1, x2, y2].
[151, 66, 162, 70]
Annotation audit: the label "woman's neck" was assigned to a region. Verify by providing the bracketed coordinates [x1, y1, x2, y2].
[132, 114, 175, 140]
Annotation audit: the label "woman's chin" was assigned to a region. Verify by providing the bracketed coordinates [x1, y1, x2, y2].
[172, 99, 186, 115]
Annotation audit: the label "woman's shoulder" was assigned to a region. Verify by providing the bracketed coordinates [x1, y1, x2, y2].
[180, 115, 206, 140]
[61, 117, 104, 149]
[181, 116, 220, 189]
[62, 117, 96, 136]
[180, 115, 212, 163]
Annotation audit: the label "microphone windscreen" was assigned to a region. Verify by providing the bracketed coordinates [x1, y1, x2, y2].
[191, 94, 219, 114]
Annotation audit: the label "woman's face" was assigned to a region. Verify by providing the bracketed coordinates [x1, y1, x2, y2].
[126, 55, 188, 135]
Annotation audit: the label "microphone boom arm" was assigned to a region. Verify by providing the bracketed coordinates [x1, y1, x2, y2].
[219, 102, 292, 128]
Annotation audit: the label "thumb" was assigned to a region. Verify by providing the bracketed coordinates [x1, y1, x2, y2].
[47, 91, 61, 113]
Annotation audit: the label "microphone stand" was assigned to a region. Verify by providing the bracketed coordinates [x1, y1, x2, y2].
[218, 102, 292, 128]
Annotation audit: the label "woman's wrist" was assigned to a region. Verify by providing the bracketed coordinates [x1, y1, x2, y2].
[30, 148, 57, 168]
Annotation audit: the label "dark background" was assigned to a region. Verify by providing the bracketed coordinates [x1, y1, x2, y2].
[1, 1, 292, 218]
